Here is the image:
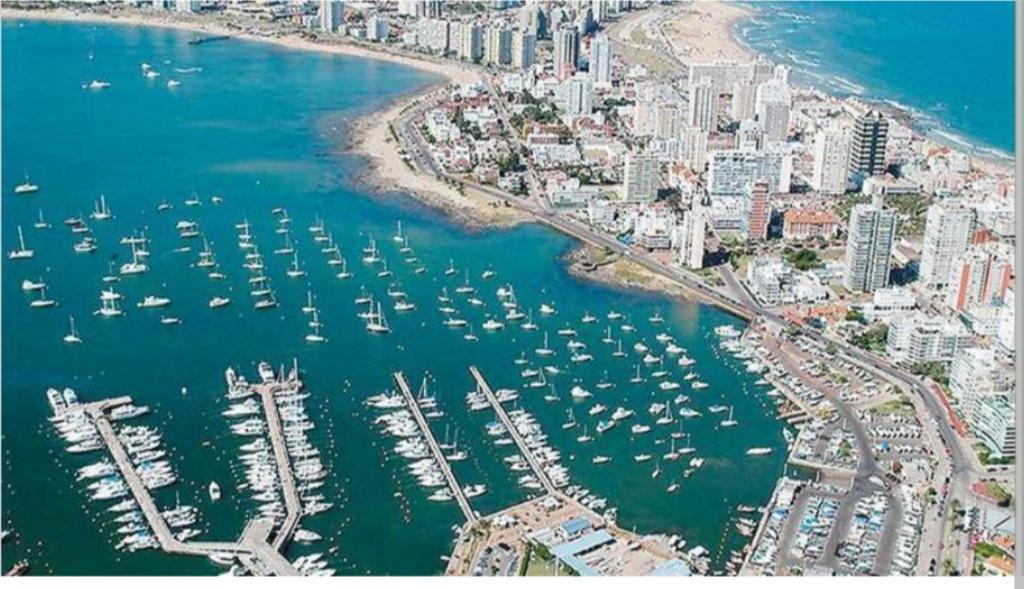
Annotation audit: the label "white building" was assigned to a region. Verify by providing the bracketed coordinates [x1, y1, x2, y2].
[810, 122, 851, 195]
[511, 29, 536, 70]
[677, 199, 706, 270]
[842, 196, 898, 293]
[484, 24, 512, 66]
[566, 75, 593, 117]
[706, 149, 792, 197]
[622, 152, 659, 202]
[589, 34, 613, 87]
[365, 14, 389, 42]
[859, 286, 917, 322]
[318, 0, 343, 32]
[754, 78, 791, 144]
[687, 77, 718, 132]
[454, 21, 483, 63]
[677, 126, 709, 172]
[949, 347, 1015, 458]
[919, 202, 974, 289]
[885, 312, 972, 364]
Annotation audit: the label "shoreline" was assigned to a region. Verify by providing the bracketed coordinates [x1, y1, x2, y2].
[727, 3, 1014, 173]
[3, 5, 531, 230]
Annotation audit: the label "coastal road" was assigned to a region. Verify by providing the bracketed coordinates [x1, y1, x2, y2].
[390, 43, 983, 575]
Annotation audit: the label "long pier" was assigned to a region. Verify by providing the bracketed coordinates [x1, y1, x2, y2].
[468, 366, 555, 495]
[74, 394, 301, 576]
[252, 379, 302, 550]
[392, 372, 477, 523]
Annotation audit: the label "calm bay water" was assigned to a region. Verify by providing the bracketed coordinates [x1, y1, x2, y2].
[738, 1, 1016, 157]
[2, 20, 785, 575]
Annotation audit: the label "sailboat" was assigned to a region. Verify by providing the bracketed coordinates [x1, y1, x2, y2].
[30, 286, 56, 308]
[274, 232, 295, 256]
[286, 252, 306, 278]
[301, 291, 317, 314]
[393, 220, 404, 243]
[720, 406, 738, 428]
[8, 226, 33, 259]
[14, 172, 39, 194]
[444, 259, 456, 276]
[335, 257, 353, 280]
[90, 194, 113, 221]
[63, 315, 83, 344]
[365, 302, 390, 334]
[561, 407, 577, 430]
[305, 311, 327, 343]
[96, 295, 123, 317]
[535, 332, 554, 356]
[33, 210, 50, 229]
[119, 242, 148, 275]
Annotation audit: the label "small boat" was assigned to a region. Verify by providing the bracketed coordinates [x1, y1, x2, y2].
[209, 296, 231, 309]
[14, 173, 39, 194]
[208, 481, 221, 501]
[746, 447, 772, 456]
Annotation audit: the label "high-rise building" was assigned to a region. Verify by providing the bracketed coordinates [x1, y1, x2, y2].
[730, 80, 757, 121]
[747, 180, 770, 241]
[511, 29, 535, 70]
[810, 122, 851, 195]
[366, 14, 389, 42]
[687, 77, 718, 132]
[706, 149, 792, 197]
[754, 78, 791, 143]
[319, 0, 343, 32]
[653, 104, 682, 140]
[455, 22, 483, 63]
[919, 202, 975, 288]
[553, 26, 580, 80]
[947, 243, 1014, 311]
[736, 118, 764, 151]
[950, 347, 1015, 459]
[849, 110, 889, 178]
[591, 0, 608, 23]
[566, 76, 593, 116]
[678, 197, 706, 270]
[678, 126, 709, 172]
[622, 152, 659, 202]
[589, 34, 612, 87]
[484, 24, 512, 66]
[842, 195, 898, 292]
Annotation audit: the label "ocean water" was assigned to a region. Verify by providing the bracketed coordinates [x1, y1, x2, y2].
[737, 1, 1016, 157]
[1, 20, 786, 575]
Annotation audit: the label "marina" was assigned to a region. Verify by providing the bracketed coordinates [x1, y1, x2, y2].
[2, 17, 786, 576]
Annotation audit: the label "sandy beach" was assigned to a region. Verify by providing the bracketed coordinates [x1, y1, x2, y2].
[660, 1, 753, 63]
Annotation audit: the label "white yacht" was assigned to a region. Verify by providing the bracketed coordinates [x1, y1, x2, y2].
[14, 173, 39, 194]
[33, 210, 49, 229]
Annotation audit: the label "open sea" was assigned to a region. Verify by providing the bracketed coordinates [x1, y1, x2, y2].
[737, 1, 1016, 158]
[1, 20, 786, 575]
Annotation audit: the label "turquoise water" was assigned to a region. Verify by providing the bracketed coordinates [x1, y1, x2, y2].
[738, 1, 1016, 157]
[2, 20, 785, 575]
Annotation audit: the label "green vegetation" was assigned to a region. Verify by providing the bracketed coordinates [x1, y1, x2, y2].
[844, 309, 865, 324]
[973, 542, 1005, 560]
[497, 151, 523, 174]
[886, 193, 932, 239]
[909, 361, 949, 386]
[783, 246, 824, 271]
[850, 323, 888, 353]
[419, 124, 436, 144]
